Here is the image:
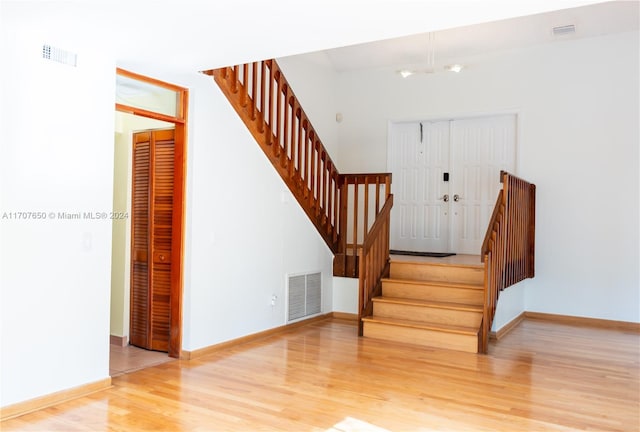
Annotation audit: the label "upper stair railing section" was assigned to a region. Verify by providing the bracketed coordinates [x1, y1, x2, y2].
[479, 171, 536, 353]
[203, 60, 391, 277]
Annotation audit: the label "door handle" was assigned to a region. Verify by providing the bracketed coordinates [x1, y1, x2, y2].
[439, 194, 449, 202]
[453, 194, 461, 202]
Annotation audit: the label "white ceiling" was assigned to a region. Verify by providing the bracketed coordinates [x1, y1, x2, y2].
[323, 1, 639, 73]
[3, 0, 624, 76]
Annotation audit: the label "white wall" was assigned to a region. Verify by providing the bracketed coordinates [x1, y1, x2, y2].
[0, 20, 115, 405]
[178, 73, 335, 351]
[492, 284, 526, 330]
[0, 8, 341, 408]
[333, 277, 359, 314]
[277, 52, 340, 163]
[336, 31, 640, 323]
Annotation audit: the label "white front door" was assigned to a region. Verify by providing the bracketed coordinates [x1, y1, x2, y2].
[389, 121, 451, 253]
[389, 115, 516, 255]
[450, 115, 516, 254]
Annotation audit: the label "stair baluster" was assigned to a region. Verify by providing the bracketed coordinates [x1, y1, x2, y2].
[479, 171, 536, 353]
[204, 60, 392, 279]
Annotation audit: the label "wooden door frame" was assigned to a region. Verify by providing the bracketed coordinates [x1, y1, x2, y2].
[116, 67, 188, 358]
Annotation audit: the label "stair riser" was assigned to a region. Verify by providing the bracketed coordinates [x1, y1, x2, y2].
[373, 302, 482, 328]
[363, 321, 478, 353]
[390, 262, 483, 285]
[383, 281, 483, 305]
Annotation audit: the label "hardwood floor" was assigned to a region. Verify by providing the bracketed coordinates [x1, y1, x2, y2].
[3, 318, 638, 431]
[110, 344, 174, 377]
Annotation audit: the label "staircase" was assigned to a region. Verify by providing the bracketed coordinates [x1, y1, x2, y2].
[362, 257, 484, 353]
[202, 60, 391, 279]
[204, 58, 536, 355]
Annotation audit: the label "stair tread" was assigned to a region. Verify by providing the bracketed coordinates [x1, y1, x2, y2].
[362, 316, 478, 335]
[372, 296, 483, 312]
[383, 278, 483, 289]
[389, 259, 483, 269]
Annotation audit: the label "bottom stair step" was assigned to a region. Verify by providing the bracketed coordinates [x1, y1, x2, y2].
[362, 316, 479, 353]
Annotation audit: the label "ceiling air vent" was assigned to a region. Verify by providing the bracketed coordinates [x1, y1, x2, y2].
[42, 44, 77, 67]
[552, 25, 576, 37]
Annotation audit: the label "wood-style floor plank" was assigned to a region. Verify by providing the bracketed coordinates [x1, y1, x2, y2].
[2, 318, 638, 431]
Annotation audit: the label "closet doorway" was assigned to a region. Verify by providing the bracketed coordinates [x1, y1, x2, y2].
[112, 68, 188, 358]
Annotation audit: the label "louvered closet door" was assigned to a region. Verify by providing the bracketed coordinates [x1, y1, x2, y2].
[130, 129, 175, 352]
[131, 133, 150, 349]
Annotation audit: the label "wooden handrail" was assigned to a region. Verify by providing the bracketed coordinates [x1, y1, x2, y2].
[358, 194, 393, 335]
[204, 60, 343, 251]
[336, 173, 391, 277]
[479, 171, 536, 353]
[204, 60, 393, 281]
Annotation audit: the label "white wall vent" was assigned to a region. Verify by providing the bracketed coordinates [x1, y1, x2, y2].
[552, 25, 576, 37]
[287, 272, 321, 322]
[42, 44, 77, 67]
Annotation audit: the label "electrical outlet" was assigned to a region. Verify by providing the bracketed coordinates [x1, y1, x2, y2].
[271, 295, 277, 306]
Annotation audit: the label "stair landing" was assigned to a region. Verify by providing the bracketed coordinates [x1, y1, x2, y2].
[390, 253, 483, 267]
[362, 254, 484, 353]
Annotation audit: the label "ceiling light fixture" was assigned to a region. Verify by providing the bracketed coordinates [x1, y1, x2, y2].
[445, 64, 463, 73]
[397, 32, 436, 78]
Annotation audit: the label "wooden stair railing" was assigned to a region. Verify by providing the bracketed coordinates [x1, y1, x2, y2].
[358, 194, 393, 335]
[479, 171, 536, 353]
[335, 173, 391, 277]
[203, 60, 391, 278]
